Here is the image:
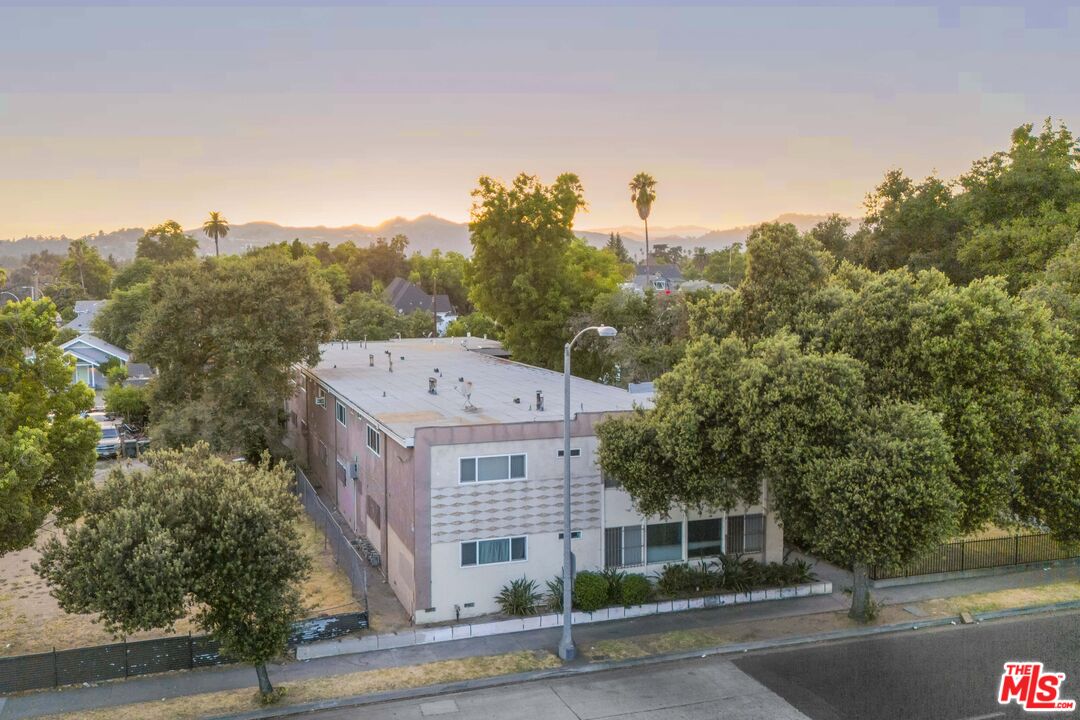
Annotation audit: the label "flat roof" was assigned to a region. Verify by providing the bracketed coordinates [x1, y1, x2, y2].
[303, 338, 646, 445]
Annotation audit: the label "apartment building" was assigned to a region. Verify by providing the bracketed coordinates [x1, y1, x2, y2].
[286, 338, 782, 624]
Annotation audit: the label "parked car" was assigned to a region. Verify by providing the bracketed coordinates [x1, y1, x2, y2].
[95, 420, 122, 459]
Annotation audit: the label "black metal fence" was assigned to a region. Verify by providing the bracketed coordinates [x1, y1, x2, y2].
[294, 467, 370, 608]
[870, 532, 1080, 581]
[0, 612, 368, 695]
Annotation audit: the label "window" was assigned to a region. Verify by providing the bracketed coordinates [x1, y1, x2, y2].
[366, 425, 381, 456]
[336, 401, 348, 427]
[646, 522, 683, 564]
[688, 519, 723, 558]
[744, 513, 765, 553]
[316, 387, 326, 408]
[556, 448, 581, 458]
[460, 536, 527, 566]
[726, 513, 765, 554]
[459, 454, 526, 483]
[367, 497, 381, 529]
[336, 460, 348, 487]
[602, 472, 621, 489]
[557, 530, 582, 540]
[604, 525, 643, 568]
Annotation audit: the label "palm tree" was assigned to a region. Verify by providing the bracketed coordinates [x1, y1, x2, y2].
[203, 211, 230, 257]
[629, 173, 657, 280]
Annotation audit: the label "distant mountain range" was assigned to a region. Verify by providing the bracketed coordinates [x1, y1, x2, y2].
[0, 212, 854, 265]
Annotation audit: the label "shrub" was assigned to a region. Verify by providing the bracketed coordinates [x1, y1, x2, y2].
[655, 561, 719, 596]
[715, 555, 754, 593]
[495, 577, 542, 616]
[599, 567, 626, 605]
[619, 573, 652, 606]
[545, 576, 564, 612]
[572, 571, 609, 612]
[783, 558, 817, 585]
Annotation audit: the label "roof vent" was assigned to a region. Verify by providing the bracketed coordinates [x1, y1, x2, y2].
[369, 354, 374, 367]
[428, 377, 438, 395]
[536, 390, 544, 412]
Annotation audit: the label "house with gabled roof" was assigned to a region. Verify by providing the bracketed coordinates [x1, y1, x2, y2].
[62, 300, 107, 334]
[384, 278, 457, 334]
[59, 334, 130, 389]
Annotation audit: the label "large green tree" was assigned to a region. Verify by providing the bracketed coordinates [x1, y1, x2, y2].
[59, 239, 113, 299]
[36, 445, 309, 698]
[92, 282, 152, 350]
[337, 292, 402, 341]
[468, 172, 621, 367]
[134, 252, 335, 456]
[135, 221, 199, 264]
[596, 333, 959, 619]
[1, 298, 98, 556]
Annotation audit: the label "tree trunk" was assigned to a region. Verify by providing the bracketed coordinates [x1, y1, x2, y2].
[214, 236, 220, 257]
[255, 662, 274, 697]
[849, 561, 870, 621]
[644, 217, 650, 280]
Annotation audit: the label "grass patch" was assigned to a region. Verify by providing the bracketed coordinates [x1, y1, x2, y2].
[37, 650, 560, 720]
[932, 582, 1080, 615]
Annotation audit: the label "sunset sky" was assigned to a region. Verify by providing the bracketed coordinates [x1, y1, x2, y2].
[1, 1, 1078, 239]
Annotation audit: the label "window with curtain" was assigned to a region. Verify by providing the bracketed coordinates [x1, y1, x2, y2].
[459, 454, 526, 483]
[460, 536, 527, 566]
[646, 522, 683, 563]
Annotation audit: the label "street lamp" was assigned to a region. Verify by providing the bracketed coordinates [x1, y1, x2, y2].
[558, 324, 617, 661]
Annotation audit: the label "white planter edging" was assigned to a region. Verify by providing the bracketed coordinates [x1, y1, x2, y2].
[297, 581, 833, 661]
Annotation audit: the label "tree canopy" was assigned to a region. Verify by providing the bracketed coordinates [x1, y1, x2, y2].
[1, 298, 98, 556]
[59, 239, 113, 299]
[135, 221, 199, 264]
[35, 444, 309, 698]
[134, 252, 335, 456]
[468, 172, 624, 368]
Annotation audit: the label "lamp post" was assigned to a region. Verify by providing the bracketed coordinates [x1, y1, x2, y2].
[558, 324, 617, 661]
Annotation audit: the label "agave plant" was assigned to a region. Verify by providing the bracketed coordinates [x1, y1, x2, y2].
[495, 577, 542, 616]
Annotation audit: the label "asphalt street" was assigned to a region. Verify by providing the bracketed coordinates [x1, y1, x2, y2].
[734, 610, 1080, 720]
[303, 611, 1080, 720]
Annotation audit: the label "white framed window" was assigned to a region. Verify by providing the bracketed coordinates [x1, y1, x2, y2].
[460, 536, 527, 567]
[604, 525, 643, 568]
[335, 401, 348, 427]
[646, 521, 683, 563]
[556, 448, 581, 458]
[727, 513, 765, 554]
[459, 454, 526, 484]
[688, 518, 723, 559]
[366, 425, 381, 456]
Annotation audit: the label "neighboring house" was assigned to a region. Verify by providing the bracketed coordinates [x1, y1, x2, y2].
[62, 300, 107, 334]
[286, 338, 782, 624]
[384, 278, 457, 336]
[623, 263, 685, 294]
[59, 334, 130, 390]
[125, 362, 154, 387]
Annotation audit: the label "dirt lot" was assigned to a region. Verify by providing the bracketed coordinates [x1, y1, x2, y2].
[0, 460, 360, 656]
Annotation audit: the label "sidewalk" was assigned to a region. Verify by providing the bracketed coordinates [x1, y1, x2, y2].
[3, 562, 1078, 720]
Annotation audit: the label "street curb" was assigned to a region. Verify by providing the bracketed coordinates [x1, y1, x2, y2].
[208, 600, 1080, 720]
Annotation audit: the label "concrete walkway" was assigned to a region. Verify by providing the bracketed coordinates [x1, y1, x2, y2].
[3, 563, 1078, 719]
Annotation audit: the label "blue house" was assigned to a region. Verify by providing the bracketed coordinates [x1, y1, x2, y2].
[59, 334, 130, 390]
